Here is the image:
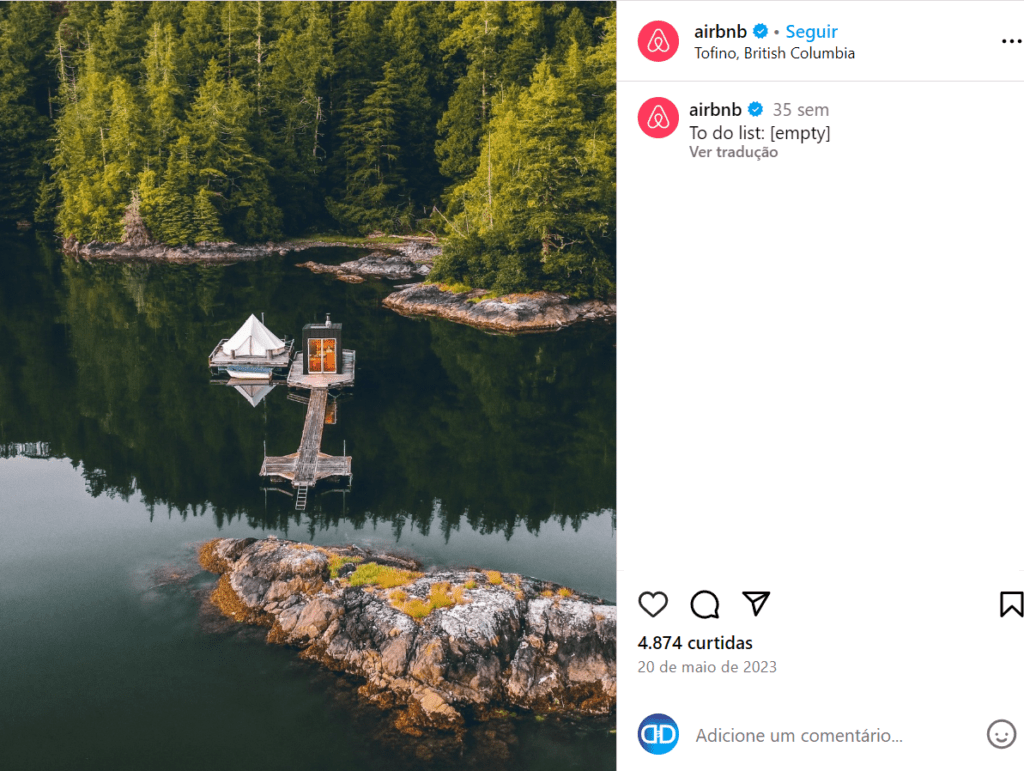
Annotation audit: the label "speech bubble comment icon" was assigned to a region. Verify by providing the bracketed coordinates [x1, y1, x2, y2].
[690, 590, 720, 619]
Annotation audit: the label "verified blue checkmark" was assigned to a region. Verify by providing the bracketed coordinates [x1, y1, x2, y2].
[748, 101, 763, 117]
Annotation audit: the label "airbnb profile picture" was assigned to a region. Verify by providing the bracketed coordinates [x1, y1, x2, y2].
[638, 97, 678, 139]
[638, 21, 679, 62]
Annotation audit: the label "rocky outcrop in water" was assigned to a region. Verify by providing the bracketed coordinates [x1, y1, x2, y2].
[199, 536, 615, 737]
[382, 284, 616, 333]
[61, 235, 440, 265]
[298, 249, 434, 283]
[63, 238, 280, 263]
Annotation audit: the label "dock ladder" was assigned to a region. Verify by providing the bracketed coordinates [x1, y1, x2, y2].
[295, 484, 309, 511]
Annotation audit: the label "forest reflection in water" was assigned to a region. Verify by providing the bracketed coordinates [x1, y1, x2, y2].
[0, 235, 615, 554]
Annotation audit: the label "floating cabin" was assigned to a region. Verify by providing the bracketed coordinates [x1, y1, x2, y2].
[207, 313, 356, 511]
[286, 313, 356, 389]
[208, 314, 293, 380]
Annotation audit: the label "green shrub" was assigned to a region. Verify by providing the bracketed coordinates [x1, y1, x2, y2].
[328, 555, 363, 579]
[348, 562, 422, 588]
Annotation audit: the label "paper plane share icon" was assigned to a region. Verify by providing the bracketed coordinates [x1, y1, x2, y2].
[742, 591, 770, 617]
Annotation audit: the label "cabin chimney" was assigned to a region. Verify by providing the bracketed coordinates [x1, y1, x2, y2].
[325, 313, 331, 326]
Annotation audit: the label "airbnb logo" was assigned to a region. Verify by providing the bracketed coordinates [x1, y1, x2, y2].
[638, 98, 679, 139]
[638, 21, 679, 62]
[647, 105, 671, 130]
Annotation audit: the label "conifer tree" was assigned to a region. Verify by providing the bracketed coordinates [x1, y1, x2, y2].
[54, 45, 121, 241]
[193, 187, 225, 242]
[143, 23, 182, 165]
[335, 60, 403, 232]
[145, 2, 186, 32]
[432, 35, 615, 297]
[232, 0, 274, 105]
[91, 2, 150, 82]
[263, 1, 333, 231]
[386, 2, 445, 211]
[180, 3, 224, 88]
[326, 0, 391, 231]
[553, 7, 593, 60]
[436, 1, 544, 182]
[0, 2, 57, 225]
[185, 60, 281, 241]
[139, 137, 197, 244]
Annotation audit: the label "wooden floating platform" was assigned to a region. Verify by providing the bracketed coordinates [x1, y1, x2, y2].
[260, 388, 352, 489]
[286, 351, 356, 390]
[261, 452, 352, 483]
[207, 315, 356, 510]
[208, 338, 294, 373]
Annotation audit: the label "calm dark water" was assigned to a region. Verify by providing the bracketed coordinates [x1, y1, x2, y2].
[0, 235, 615, 771]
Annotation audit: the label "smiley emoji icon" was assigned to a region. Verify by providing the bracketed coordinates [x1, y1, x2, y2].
[987, 719, 1016, 749]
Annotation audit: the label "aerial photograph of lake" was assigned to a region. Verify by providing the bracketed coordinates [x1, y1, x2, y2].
[0, 3, 616, 769]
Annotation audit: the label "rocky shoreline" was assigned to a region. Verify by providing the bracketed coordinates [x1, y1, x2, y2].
[62, 234, 439, 265]
[61, 236, 616, 332]
[298, 248, 434, 283]
[64, 237, 282, 263]
[199, 536, 616, 738]
[383, 284, 616, 333]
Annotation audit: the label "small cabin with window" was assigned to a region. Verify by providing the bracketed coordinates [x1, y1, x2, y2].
[302, 314, 343, 375]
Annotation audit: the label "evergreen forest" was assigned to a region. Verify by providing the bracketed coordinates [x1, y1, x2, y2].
[0, 1, 616, 297]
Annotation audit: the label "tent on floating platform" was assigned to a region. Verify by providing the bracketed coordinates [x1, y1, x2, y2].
[224, 314, 287, 357]
[209, 314, 294, 378]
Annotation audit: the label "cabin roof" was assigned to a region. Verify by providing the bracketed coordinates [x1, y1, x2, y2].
[303, 313, 342, 333]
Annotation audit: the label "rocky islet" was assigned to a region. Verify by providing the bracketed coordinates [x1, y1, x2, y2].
[199, 536, 616, 738]
[383, 284, 616, 334]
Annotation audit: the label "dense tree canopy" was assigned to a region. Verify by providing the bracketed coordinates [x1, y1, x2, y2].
[0, 1, 615, 297]
[0, 3, 58, 227]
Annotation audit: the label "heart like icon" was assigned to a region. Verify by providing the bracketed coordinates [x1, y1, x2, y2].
[639, 591, 669, 618]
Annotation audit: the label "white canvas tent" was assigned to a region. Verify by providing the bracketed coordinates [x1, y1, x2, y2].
[223, 314, 287, 357]
[232, 383, 276, 407]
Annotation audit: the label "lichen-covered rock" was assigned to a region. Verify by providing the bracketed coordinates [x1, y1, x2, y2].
[298, 248, 435, 282]
[201, 536, 615, 736]
[67, 240, 283, 263]
[382, 285, 616, 333]
[507, 598, 616, 714]
[64, 235, 439, 265]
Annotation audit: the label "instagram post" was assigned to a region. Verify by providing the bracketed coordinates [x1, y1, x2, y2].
[0, 3, 614, 770]
[4, 0, 1023, 769]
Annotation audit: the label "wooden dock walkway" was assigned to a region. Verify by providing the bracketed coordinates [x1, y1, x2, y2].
[260, 387, 352, 497]
[208, 318, 356, 511]
[296, 388, 327, 485]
